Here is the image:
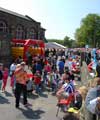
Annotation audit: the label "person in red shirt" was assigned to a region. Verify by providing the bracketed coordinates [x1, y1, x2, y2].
[2, 67, 9, 92]
[33, 70, 41, 94]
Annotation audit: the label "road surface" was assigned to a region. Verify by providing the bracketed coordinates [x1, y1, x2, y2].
[0, 77, 64, 120]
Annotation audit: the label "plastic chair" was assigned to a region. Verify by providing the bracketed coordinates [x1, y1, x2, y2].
[56, 94, 74, 117]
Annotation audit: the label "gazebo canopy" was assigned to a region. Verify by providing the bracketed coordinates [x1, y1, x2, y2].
[45, 42, 66, 49]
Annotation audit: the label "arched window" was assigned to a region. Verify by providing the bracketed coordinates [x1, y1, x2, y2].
[0, 20, 7, 32]
[29, 28, 36, 39]
[16, 25, 24, 39]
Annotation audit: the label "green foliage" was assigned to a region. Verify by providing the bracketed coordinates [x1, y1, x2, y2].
[75, 13, 100, 47]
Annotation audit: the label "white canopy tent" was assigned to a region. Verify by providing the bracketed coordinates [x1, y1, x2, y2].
[45, 42, 66, 49]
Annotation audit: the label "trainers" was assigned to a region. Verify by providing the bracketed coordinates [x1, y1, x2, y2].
[24, 103, 32, 107]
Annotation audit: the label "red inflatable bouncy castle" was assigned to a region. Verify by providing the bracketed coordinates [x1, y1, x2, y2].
[11, 39, 45, 61]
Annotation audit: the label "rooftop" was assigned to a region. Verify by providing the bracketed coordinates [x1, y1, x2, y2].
[0, 7, 40, 24]
[0, 7, 45, 30]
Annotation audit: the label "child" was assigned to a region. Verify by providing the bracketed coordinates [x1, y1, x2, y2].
[33, 71, 41, 94]
[52, 70, 60, 94]
[2, 67, 9, 92]
[46, 72, 52, 88]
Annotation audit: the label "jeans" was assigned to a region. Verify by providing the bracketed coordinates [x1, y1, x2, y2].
[35, 84, 41, 94]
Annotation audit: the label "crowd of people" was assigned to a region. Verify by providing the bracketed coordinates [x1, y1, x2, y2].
[0, 48, 100, 120]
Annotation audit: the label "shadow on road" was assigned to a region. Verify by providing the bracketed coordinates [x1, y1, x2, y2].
[0, 95, 10, 104]
[27, 92, 48, 99]
[39, 92, 48, 98]
[4, 91, 13, 97]
[28, 93, 39, 99]
[18, 107, 45, 119]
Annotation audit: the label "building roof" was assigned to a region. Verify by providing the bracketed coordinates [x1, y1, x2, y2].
[0, 7, 46, 30]
[0, 7, 30, 20]
[0, 7, 39, 24]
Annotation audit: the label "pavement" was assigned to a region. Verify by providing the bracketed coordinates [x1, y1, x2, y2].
[0, 76, 64, 120]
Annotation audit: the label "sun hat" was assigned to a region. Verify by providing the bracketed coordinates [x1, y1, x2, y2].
[16, 64, 21, 68]
[20, 61, 25, 65]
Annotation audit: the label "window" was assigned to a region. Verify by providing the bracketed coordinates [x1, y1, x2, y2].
[29, 28, 36, 39]
[0, 20, 7, 32]
[0, 40, 7, 49]
[16, 25, 24, 39]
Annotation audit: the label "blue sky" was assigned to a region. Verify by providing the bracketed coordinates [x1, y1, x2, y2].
[0, 0, 100, 39]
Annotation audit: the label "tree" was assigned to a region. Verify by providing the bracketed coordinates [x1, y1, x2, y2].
[63, 36, 70, 46]
[47, 36, 77, 48]
[75, 14, 100, 47]
[63, 36, 76, 48]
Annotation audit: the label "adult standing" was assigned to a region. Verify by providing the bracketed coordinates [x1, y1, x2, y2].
[14, 62, 29, 108]
[10, 62, 16, 76]
[26, 50, 32, 67]
[85, 77, 100, 120]
[35, 60, 42, 74]
[57, 58, 65, 75]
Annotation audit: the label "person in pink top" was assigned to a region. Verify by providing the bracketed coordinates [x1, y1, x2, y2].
[2, 67, 9, 92]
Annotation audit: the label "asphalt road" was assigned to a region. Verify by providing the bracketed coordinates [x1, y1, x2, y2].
[0, 65, 84, 120]
[0, 76, 64, 120]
